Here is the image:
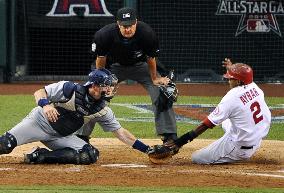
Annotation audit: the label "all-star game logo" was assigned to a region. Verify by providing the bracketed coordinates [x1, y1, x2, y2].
[216, 0, 284, 36]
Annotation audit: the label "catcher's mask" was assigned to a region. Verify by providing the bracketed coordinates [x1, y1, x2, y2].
[104, 73, 118, 100]
[159, 81, 178, 102]
[84, 69, 118, 100]
[223, 63, 253, 85]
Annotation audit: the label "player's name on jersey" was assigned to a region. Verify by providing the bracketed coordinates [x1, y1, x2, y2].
[239, 88, 260, 105]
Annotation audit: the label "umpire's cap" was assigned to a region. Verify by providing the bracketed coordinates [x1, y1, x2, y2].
[84, 69, 113, 87]
[117, 7, 137, 26]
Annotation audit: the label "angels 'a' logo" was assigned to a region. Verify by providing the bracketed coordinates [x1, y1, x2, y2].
[216, 0, 284, 36]
[47, 0, 112, 16]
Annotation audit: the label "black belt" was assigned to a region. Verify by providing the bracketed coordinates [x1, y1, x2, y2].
[240, 146, 253, 149]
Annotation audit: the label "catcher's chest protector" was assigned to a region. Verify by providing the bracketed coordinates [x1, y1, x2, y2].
[74, 85, 106, 116]
[50, 85, 106, 136]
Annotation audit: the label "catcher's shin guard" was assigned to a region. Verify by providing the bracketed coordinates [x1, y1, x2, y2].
[0, 132, 17, 154]
[78, 144, 100, 164]
[24, 144, 99, 165]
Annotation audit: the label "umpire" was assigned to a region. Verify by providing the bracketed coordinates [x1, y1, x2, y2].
[91, 7, 178, 144]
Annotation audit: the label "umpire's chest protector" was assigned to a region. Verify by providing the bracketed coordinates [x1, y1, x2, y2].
[49, 85, 107, 136]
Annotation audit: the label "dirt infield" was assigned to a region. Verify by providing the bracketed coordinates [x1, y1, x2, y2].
[0, 139, 283, 188]
[0, 83, 283, 188]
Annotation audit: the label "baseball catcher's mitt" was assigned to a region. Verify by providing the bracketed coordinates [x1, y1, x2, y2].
[147, 145, 173, 164]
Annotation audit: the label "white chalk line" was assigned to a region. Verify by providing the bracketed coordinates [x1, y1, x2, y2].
[112, 103, 284, 123]
[0, 168, 15, 171]
[101, 163, 148, 168]
[48, 166, 82, 172]
[244, 173, 284, 179]
[112, 103, 284, 110]
[177, 169, 284, 179]
[111, 103, 152, 113]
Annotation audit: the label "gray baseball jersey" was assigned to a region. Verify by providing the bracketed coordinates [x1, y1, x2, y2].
[8, 81, 121, 151]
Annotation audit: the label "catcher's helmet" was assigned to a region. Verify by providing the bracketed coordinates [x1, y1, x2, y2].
[84, 69, 113, 87]
[223, 63, 253, 84]
[84, 69, 118, 100]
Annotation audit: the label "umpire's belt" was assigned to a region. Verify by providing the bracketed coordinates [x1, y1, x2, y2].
[240, 146, 253, 149]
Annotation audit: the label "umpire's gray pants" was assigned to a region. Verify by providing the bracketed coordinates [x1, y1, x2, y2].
[110, 62, 177, 135]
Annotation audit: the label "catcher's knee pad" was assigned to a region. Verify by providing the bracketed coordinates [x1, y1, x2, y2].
[0, 132, 17, 154]
[78, 144, 99, 165]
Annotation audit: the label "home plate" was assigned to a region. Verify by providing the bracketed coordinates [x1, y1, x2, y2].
[101, 164, 148, 168]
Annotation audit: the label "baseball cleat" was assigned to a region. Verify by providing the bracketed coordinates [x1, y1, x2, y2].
[23, 146, 48, 164]
[24, 146, 40, 164]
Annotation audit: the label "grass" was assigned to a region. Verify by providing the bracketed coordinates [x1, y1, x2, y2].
[0, 186, 282, 193]
[0, 95, 283, 140]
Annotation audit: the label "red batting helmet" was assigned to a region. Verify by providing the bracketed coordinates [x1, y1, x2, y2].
[223, 63, 253, 84]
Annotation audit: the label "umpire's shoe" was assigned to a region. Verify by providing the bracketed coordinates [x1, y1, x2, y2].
[161, 133, 179, 155]
[24, 147, 49, 164]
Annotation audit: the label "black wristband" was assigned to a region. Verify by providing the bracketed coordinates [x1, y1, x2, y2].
[38, 98, 49, 107]
[132, 139, 150, 153]
[175, 130, 198, 147]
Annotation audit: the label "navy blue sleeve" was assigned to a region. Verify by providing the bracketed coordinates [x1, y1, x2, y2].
[63, 81, 76, 99]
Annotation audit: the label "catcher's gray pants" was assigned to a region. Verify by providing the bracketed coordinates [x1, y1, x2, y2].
[8, 107, 87, 151]
[110, 62, 177, 135]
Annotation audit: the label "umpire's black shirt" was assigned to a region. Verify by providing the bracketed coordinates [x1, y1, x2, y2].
[92, 21, 159, 66]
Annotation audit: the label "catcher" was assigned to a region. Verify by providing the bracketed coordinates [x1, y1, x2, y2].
[148, 58, 271, 164]
[0, 68, 156, 164]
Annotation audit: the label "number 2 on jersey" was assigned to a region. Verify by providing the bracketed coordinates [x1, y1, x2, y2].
[250, 101, 263, 124]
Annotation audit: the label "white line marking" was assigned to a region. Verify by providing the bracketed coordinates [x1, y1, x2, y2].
[48, 167, 82, 172]
[0, 168, 15, 171]
[111, 103, 152, 113]
[101, 164, 148, 168]
[244, 172, 284, 179]
[112, 103, 284, 109]
[116, 117, 154, 122]
[177, 169, 284, 179]
[116, 117, 200, 124]
[112, 103, 284, 123]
